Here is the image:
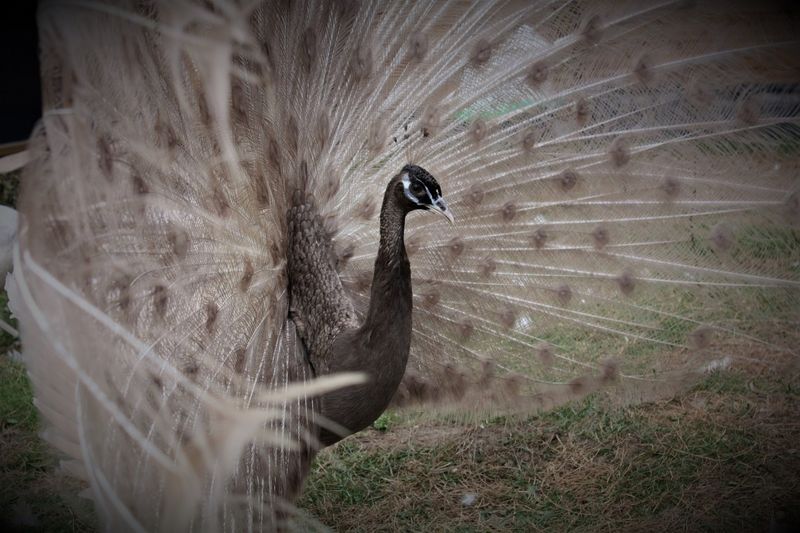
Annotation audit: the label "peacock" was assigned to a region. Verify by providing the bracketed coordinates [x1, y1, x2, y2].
[6, 0, 799, 530]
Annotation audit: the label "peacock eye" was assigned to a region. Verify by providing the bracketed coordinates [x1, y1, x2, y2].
[410, 180, 425, 196]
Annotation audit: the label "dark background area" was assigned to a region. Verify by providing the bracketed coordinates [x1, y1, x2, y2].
[1, 2, 41, 145]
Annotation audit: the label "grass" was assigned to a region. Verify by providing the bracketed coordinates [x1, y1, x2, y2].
[3, 346, 797, 533]
[0, 357, 94, 532]
[301, 362, 800, 531]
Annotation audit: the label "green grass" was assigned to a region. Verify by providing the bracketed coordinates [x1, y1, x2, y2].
[0, 357, 95, 532]
[301, 367, 800, 531]
[0, 169, 19, 208]
[0, 290, 19, 357]
[0, 358, 37, 432]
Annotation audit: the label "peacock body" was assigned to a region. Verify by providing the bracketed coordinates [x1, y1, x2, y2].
[8, 0, 800, 530]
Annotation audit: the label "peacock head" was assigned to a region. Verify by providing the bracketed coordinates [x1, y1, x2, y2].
[399, 164, 454, 223]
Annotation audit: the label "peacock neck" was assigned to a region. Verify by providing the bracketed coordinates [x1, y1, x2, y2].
[363, 185, 412, 330]
[316, 187, 414, 446]
[378, 192, 408, 264]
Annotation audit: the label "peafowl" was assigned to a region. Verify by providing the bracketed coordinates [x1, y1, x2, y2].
[7, 0, 800, 530]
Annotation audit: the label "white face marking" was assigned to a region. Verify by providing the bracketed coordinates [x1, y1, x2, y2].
[401, 171, 454, 223]
[402, 173, 441, 207]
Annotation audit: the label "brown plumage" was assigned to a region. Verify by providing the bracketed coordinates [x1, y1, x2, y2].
[8, 0, 800, 530]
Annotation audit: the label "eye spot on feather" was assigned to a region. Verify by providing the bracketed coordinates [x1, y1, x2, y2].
[391, 373, 427, 404]
[240, 258, 254, 293]
[469, 118, 487, 144]
[592, 225, 610, 249]
[568, 376, 588, 395]
[504, 373, 523, 397]
[536, 343, 554, 366]
[687, 80, 713, 107]
[471, 39, 492, 65]
[581, 15, 603, 43]
[521, 129, 537, 154]
[270, 241, 283, 267]
[115, 275, 132, 313]
[406, 234, 421, 256]
[444, 363, 467, 400]
[205, 301, 219, 334]
[213, 184, 230, 217]
[458, 321, 475, 340]
[153, 284, 168, 318]
[499, 308, 516, 330]
[737, 96, 761, 125]
[609, 138, 630, 167]
[616, 269, 636, 296]
[478, 257, 496, 278]
[46, 219, 73, 249]
[253, 174, 269, 206]
[184, 362, 199, 379]
[168, 227, 190, 259]
[660, 176, 681, 200]
[468, 184, 485, 205]
[97, 136, 114, 179]
[234, 347, 247, 374]
[526, 61, 548, 87]
[131, 172, 149, 195]
[447, 237, 465, 259]
[408, 33, 428, 61]
[422, 291, 440, 309]
[556, 284, 572, 305]
[710, 223, 734, 252]
[531, 227, 548, 249]
[197, 93, 211, 127]
[154, 114, 172, 150]
[633, 54, 653, 84]
[574, 98, 590, 126]
[476, 359, 495, 388]
[500, 201, 517, 222]
[689, 326, 713, 350]
[560, 169, 579, 191]
[600, 359, 619, 383]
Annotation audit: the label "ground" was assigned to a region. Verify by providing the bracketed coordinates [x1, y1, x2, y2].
[2, 346, 798, 531]
[299, 358, 800, 532]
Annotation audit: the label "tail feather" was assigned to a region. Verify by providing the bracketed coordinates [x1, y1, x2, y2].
[13, 0, 800, 529]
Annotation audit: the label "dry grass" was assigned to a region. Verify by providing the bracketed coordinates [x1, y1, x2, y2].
[301, 358, 800, 532]
[1, 343, 798, 531]
[0, 358, 94, 532]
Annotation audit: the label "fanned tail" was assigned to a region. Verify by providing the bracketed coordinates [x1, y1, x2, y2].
[14, 0, 800, 529]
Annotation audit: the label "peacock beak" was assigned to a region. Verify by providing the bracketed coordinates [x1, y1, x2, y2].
[431, 197, 455, 224]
